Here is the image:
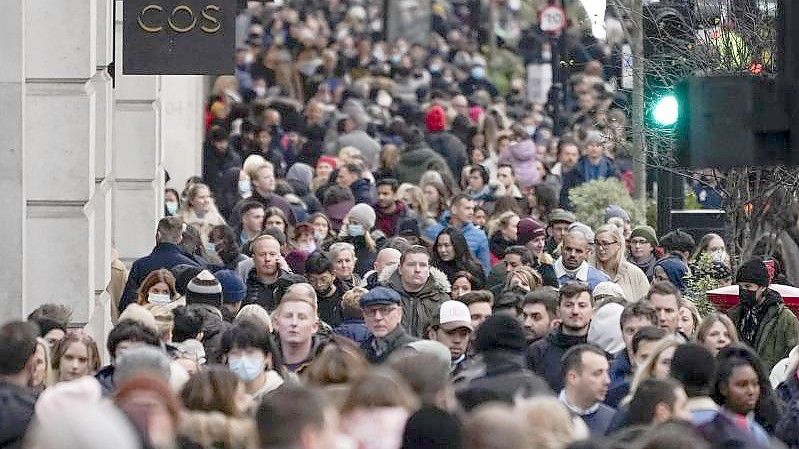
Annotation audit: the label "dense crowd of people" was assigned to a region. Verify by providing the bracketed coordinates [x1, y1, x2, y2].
[2, 1, 798, 449]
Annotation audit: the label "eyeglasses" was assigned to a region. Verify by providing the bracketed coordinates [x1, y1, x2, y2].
[363, 306, 399, 317]
[596, 240, 619, 250]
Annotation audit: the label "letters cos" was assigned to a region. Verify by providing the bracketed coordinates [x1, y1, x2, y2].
[137, 4, 223, 34]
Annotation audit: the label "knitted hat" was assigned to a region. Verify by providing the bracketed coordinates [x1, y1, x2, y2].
[346, 203, 376, 229]
[317, 155, 338, 170]
[604, 205, 631, 223]
[517, 218, 546, 245]
[425, 105, 447, 133]
[171, 264, 204, 296]
[286, 163, 314, 188]
[736, 259, 769, 287]
[592, 282, 626, 302]
[630, 225, 658, 247]
[587, 302, 625, 354]
[186, 270, 223, 306]
[548, 208, 576, 225]
[474, 315, 527, 353]
[114, 373, 181, 422]
[400, 407, 463, 449]
[214, 270, 246, 303]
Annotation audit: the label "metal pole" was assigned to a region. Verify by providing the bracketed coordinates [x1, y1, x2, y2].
[630, 0, 647, 203]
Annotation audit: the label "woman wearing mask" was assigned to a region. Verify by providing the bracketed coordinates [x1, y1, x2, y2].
[431, 227, 485, 285]
[338, 204, 378, 277]
[593, 224, 650, 302]
[285, 223, 318, 275]
[179, 183, 227, 247]
[220, 322, 285, 404]
[52, 332, 101, 383]
[164, 188, 181, 217]
[136, 269, 182, 309]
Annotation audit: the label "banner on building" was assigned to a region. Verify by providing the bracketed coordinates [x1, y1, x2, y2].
[124, 0, 235, 75]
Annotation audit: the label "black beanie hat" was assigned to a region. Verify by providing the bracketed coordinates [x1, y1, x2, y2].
[474, 315, 527, 353]
[736, 259, 769, 287]
[670, 343, 717, 397]
[400, 407, 462, 449]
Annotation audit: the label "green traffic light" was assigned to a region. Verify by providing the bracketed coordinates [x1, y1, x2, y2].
[653, 95, 679, 126]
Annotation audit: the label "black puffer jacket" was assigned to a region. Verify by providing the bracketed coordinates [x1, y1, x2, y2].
[526, 327, 588, 392]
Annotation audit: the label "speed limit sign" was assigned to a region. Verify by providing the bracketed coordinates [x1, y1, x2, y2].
[540, 5, 566, 33]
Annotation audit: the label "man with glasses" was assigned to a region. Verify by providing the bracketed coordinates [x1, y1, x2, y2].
[359, 287, 418, 364]
[627, 225, 658, 281]
[553, 231, 609, 291]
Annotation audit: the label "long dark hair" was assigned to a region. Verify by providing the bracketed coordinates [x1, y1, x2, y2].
[431, 227, 484, 281]
[713, 344, 781, 432]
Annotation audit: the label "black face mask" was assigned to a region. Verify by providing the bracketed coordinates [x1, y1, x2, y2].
[740, 288, 758, 308]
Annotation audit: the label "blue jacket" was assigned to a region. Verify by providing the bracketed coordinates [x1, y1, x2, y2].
[350, 178, 374, 206]
[560, 156, 620, 210]
[556, 267, 610, 292]
[120, 242, 200, 312]
[425, 214, 491, 275]
[334, 319, 371, 345]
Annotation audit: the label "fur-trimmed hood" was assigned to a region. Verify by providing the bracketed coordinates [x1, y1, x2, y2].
[378, 263, 451, 294]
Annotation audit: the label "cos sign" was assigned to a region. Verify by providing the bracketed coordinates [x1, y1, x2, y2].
[123, 0, 234, 75]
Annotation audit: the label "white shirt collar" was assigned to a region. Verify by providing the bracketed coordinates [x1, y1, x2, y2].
[554, 259, 590, 281]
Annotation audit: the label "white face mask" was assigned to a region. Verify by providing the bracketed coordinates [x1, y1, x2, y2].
[348, 224, 365, 237]
[244, 52, 255, 65]
[148, 293, 172, 304]
[165, 201, 178, 215]
[239, 180, 252, 197]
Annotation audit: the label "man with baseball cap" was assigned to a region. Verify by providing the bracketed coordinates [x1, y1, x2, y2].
[728, 259, 799, 372]
[359, 287, 418, 364]
[516, 218, 558, 287]
[427, 301, 474, 372]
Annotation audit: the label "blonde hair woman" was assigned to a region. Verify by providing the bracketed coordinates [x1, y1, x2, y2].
[593, 224, 650, 302]
[517, 396, 584, 448]
[678, 301, 701, 337]
[179, 183, 226, 247]
[397, 184, 430, 225]
[505, 266, 543, 292]
[695, 313, 738, 356]
[626, 336, 682, 404]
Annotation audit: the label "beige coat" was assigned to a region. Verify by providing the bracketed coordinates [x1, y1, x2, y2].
[605, 260, 651, 303]
[179, 411, 257, 449]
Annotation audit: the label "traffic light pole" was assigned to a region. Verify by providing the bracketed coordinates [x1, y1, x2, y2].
[630, 0, 646, 203]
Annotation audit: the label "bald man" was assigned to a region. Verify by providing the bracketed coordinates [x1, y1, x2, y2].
[361, 248, 402, 289]
[553, 231, 610, 291]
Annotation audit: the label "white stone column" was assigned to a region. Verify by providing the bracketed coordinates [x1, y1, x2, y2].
[0, 0, 26, 321]
[23, 0, 100, 324]
[162, 76, 206, 191]
[113, 1, 164, 266]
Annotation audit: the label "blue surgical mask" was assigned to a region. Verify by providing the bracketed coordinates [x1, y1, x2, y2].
[229, 354, 265, 382]
[471, 66, 485, 79]
[165, 201, 178, 215]
[206, 242, 216, 253]
[348, 224, 365, 237]
[239, 180, 252, 197]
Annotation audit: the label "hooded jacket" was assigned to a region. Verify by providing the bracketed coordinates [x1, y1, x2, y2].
[0, 381, 36, 449]
[498, 139, 541, 188]
[526, 327, 589, 392]
[382, 264, 451, 338]
[395, 140, 454, 186]
[728, 288, 799, 373]
[427, 130, 467, 179]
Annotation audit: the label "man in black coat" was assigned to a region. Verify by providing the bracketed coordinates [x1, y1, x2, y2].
[244, 235, 306, 312]
[120, 217, 200, 312]
[0, 321, 39, 449]
[456, 315, 551, 411]
[527, 281, 595, 392]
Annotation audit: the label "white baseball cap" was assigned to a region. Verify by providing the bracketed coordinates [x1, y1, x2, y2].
[435, 301, 474, 331]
